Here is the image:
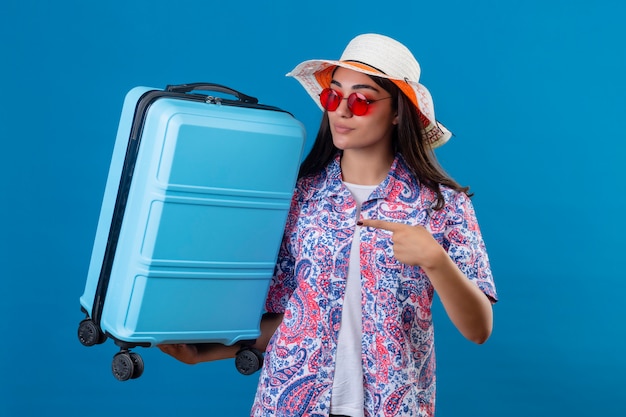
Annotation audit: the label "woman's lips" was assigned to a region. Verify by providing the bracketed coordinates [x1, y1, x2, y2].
[333, 124, 353, 134]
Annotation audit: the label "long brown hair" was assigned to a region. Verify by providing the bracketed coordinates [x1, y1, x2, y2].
[298, 73, 471, 210]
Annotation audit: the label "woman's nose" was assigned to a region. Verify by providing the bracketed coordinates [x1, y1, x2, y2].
[334, 97, 353, 118]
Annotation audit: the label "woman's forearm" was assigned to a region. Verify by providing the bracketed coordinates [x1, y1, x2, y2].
[253, 312, 284, 351]
[422, 248, 493, 344]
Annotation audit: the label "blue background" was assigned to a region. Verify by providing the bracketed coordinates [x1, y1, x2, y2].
[1, 0, 625, 415]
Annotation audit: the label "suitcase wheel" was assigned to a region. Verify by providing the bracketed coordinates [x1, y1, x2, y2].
[235, 347, 263, 376]
[78, 318, 107, 347]
[129, 352, 144, 379]
[112, 350, 144, 381]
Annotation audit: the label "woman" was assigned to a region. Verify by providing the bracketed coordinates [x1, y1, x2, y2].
[160, 33, 498, 417]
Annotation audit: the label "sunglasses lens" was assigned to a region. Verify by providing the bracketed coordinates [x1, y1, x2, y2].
[320, 88, 341, 111]
[320, 89, 374, 115]
[347, 93, 369, 116]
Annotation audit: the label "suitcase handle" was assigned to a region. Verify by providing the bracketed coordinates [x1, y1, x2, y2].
[165, 83, 259, 104]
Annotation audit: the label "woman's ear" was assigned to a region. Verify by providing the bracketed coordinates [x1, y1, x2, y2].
[392, 114, 399, 125]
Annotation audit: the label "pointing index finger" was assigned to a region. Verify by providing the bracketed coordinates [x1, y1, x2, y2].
[357, 219, 403, 232]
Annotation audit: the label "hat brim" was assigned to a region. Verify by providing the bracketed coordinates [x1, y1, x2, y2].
[287, 59, 452, 148]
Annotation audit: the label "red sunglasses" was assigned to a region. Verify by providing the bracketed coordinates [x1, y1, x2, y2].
[319, 88, 392, 116]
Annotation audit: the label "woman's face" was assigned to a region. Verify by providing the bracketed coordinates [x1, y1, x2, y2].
[327, 67, 398, 154]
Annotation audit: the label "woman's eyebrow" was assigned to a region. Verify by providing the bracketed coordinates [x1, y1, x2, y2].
[330, 79, 381, 93]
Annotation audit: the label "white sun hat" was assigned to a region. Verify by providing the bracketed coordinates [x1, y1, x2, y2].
[286, 33, 452, 148]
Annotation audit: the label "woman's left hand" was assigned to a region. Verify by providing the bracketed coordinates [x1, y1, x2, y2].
[358, 218, 493, 344]
[358, 219, 446, 269]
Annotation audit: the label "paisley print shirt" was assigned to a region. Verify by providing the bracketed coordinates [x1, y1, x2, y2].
[251, 154, 497, 417]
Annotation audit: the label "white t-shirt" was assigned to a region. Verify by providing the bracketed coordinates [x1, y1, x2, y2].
[330, 182, 377, 417]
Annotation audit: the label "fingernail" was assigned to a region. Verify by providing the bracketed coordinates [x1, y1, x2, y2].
[356, 221, 363, 226]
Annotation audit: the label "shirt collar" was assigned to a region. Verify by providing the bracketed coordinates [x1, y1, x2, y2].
[323, 152, 411, 202]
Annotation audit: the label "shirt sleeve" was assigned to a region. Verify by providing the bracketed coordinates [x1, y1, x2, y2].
[264, 191, 300, 313]
[444, 192, 498, 303]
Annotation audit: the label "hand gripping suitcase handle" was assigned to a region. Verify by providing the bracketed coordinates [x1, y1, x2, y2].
[165, 83, 259, 104]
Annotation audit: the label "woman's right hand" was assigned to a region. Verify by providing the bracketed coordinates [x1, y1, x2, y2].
[157, 313, 284, 365]
[158, 343, 203, 364]
[158, 343, 240, 364]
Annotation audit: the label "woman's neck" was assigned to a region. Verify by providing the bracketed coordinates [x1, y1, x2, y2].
[340, 149, 394, 185]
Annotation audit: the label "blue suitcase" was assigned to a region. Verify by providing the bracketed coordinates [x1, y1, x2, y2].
[78, 83, 305, 380]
